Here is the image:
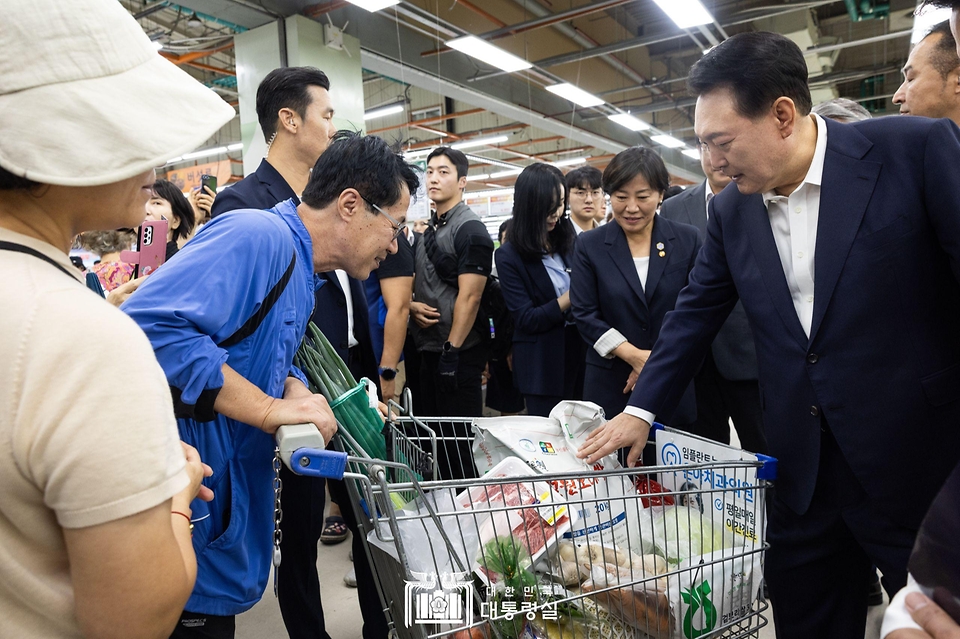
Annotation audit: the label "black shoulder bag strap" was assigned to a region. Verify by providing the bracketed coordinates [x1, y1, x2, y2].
[218, 251, 297, 348]
[0, 240, 79, 280]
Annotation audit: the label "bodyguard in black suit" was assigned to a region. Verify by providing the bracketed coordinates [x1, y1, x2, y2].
[579, 33, 960, 638]
[660, 172, 766, 454]
[570, 147, 701, 425]
[211, 67, 388, 639]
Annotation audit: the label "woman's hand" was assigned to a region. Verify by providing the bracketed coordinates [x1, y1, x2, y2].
[174, 442, 213, 511]
[106, 276, 144, 307]
[557, 290, 571, 312]
[612, 343, 650, 393]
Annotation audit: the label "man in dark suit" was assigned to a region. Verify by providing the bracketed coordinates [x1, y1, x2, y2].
[579, 32, 960, 638]
[211, 67, 387, 639]
[659, 148, 766, 454]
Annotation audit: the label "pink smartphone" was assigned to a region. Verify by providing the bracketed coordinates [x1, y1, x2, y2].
[120, 219, 168, 278]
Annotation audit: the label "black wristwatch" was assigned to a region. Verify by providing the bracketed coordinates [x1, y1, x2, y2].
[442, 341, 459, 354]
[378, 366, 398, 381]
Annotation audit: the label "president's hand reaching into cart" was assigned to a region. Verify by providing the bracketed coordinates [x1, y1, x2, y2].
[577, 412, 651, 467]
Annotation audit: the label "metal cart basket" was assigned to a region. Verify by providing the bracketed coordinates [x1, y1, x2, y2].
[288, 400, 777, 639]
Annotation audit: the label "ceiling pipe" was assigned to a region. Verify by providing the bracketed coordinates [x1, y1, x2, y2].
[421, 0, 634, 56]
[366, 107, 485, 135]
[806, 28, 911, 54]
[471, 0, 842, 82]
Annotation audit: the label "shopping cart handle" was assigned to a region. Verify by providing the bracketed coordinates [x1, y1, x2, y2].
[289, 447, 348, 479]
[755, 453, 778, 481]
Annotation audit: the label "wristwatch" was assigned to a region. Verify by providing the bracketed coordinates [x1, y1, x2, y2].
[442, 341, 459, 354]
[378, 366, 398, 381]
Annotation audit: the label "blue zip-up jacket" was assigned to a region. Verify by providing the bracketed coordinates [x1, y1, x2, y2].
[122, 199, 321, 615]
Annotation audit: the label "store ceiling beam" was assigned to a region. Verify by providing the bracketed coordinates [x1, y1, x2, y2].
[500, 135, 565, 149]
[161, 41, 234, 66]
[360, 48, 700, 181]
[366, 107, 485, 135]
[421, 0, 633, 57]
[471, 0, 843, 82]
[185, 60, 236, 75]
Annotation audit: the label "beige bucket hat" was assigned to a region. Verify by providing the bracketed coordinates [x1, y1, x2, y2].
[0, 0, 236, 186]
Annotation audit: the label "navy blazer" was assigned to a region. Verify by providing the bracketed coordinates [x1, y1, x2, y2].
[629, 116, 960, 522]
[660, 182, 759, 381]
[495, 242, 578, 396]
[211, 159, 378, 384]
[571, 216, 701, 423]
[211, 159, 296, 217]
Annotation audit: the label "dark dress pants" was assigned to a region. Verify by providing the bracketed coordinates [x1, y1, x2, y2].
[278, 347, 390, 639]
[688, 351, 767, 455]
[170, 611, 235, 639]
[417, 344, 488, 480]
[523, 324, 586, 418]
[764, 421, 916, 639]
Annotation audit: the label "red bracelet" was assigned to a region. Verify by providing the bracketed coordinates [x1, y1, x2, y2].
[172, 511, 194, 535]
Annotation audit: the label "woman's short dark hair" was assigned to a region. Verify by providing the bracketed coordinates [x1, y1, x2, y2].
[603, 146, 670, 197]
[426, 146, 469, 180]
[302, 131, 419, 212]
[0, 166, 41, 190]
[508, 163, 575, 260]
[151, 179, 196, 243]
[256, 66, 331, 141]
[688, 31, 813, 119]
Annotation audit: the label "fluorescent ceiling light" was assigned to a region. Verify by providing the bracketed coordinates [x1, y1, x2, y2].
[403, 147, 436, 159]
[451, 135, 509, 150]
[608, 113, 650, 131]
[463, 153, 521, 170]
[345, 0, 400, 12]
[650, 134, 685, 149]
[682, 148, 702, 160]
[545, 83, 604, 108]
[364, 104, 404, 120]
[552, 156, 588, 168]
[446, 36, 533, 73]
[489, 168, 524, 179]
[464, 188, 515, 199]
[466, 173, 490, 181]
[167, 142, 242, 164]
[912, 5, 951, 43]
[653, 0, 714, 29]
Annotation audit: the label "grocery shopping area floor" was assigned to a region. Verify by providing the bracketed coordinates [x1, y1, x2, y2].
[236, 420, 888, 639]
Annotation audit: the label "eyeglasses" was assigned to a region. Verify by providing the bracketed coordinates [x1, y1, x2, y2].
[570, 188, 604, 200]
[360, 194, 406, 241]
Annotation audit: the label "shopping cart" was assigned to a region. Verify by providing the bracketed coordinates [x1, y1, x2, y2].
[279, 399, 777, 639]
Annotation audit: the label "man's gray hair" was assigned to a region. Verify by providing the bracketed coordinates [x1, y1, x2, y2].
[812, 98, 872, 123]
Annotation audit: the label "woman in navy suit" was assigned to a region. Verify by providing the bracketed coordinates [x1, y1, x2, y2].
[495, 163, 584, 417]
[570, 147, 701, 425]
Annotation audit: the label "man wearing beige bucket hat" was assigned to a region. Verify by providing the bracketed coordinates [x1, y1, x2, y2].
[0, 1, 234, 638]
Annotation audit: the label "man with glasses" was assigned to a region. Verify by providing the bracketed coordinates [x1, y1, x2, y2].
[208, 67, 387, 639]
[565, 166, 604, 235]
[123, 132, 417, 638]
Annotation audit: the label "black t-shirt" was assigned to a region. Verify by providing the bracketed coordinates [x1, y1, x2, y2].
[452, 218, 493, 277]
[377, 233, 415, 279]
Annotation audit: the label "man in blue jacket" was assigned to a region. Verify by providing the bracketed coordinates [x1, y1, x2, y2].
[123, 132, 418, 638]
[579, 32, 960, 638]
